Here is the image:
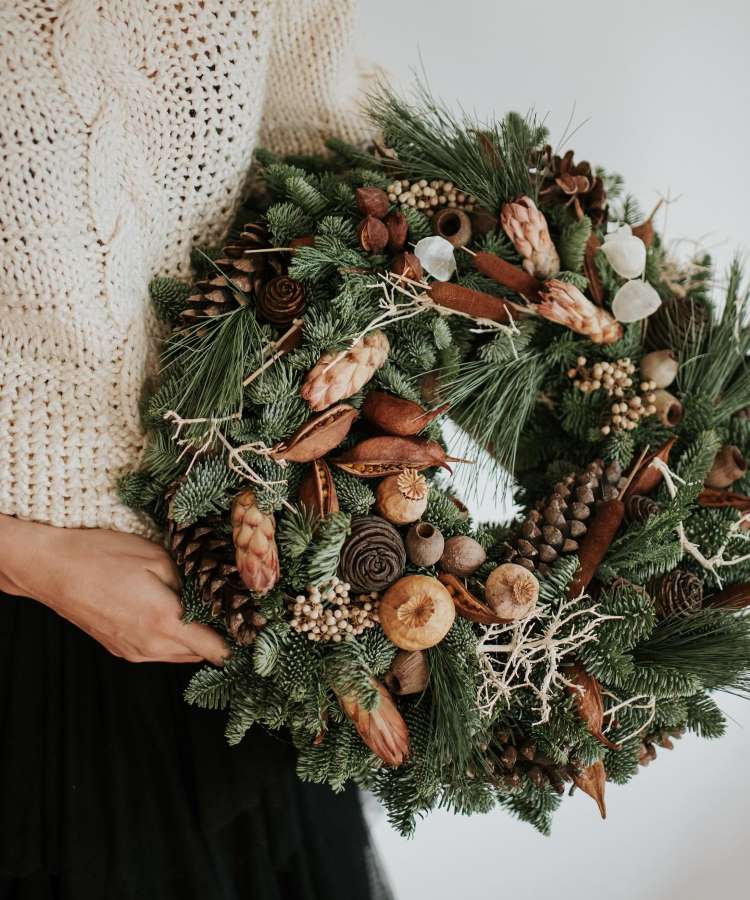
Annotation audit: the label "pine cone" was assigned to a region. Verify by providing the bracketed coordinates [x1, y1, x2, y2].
[231, 490, 280, 596]
[301, 331, 390, 412]
[645, 295, 710, 352]
[500, 196, 560, 280]
[257, 275, 305, 327]
[538, 146, 608, 225]
[537, 280, 623, 345]
[503, 459, 623, 575]
[167, 498, 266, 646]
[638, 726, 685, 767]
[649, 569, 703, 619]
[488, 726, 583, 794]
[180, 222, 285, 328]
[624, 493, 661, 523]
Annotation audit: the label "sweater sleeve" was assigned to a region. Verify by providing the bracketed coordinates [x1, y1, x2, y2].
[259, 0, 375, 156]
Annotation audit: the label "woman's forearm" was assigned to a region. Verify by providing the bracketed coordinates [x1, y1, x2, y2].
[0, 513, 56, 599]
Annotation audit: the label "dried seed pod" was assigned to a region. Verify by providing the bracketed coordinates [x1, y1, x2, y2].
[339, 516, 406, 593]
[271, 404, 358, 463]
[472, 250, 543, 299]
[385, 210, 409, 253]
[568, 498, 625, 598]
[391, 251, 423, 282]
[298, 460, 339, 516]
[338, 679, 410, 766]
[384, 650, 429, 695]
[640, 349, 678, 388]
[231, 490, 279, 595]
[566, 661, 619, 750]
[431, 207, 473, 248]
[376, 469, 429, 525]
[361, 390, 448, 437]
[257, 275, 305, 326]
[380, 574, 456, 650]
[440, 535, 487, 576]
[706, 444, 747, 489]
[698, 487, 750, 513]
[484, 564, 539, 620]
[405, 522, 445, 567]
[572, 760, 607, 819]
[438, 572, 506, 625]
[355, 186, 390, 219]
[652, 389, 683, 427]
[623, 437, 676, 499]
[332, 435, 453, 478]
[358, 215, 389, 253]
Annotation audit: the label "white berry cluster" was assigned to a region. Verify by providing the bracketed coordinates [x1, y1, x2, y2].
[289, 577, 380, 643]
[567, 355, 658, 435]
[386, 178, 476, 217]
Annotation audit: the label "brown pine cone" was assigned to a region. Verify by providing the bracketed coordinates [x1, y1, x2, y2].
[488, 726, 582, 794]
[503, 459, 623, 576]
[624, 494, 661, 523]
[649, 569, 703, 619]
[257, 275, 305, 327]
[538, 146, 608, 225]
[638, 726, 685, 767]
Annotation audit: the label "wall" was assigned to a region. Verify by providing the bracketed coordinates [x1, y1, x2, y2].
[356, 2, 750, 897]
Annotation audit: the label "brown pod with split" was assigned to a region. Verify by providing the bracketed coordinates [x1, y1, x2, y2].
[332, 435, 455, 478]
[362, 390, 449, 437]
[298, 460, 339, 516]
[385, 210, 409, 253]
[438, 572, 506, 625]
[391, 251, 423, 282]
[484, 563, 539, 621]
[384, 650, 430, 696]
[358, 215, 389, 253]
[622, 437, 676, 500]
[355, 186, 390, 219]
[706, 445, 747, 489]
[379, 574, 456, 651]
[566, 661, 619, 750]
[431, 207, 473, 248]
[271, 404, 358, 463]
[428, 281, 517, 324]
[568, 498, 625, 598]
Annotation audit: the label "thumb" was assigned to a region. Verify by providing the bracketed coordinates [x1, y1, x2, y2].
[181, 621, 231, 666]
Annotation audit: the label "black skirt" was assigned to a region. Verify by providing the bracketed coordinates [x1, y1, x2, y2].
[0, 593, 391, 900]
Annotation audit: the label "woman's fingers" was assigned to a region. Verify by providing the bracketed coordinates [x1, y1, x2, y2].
[180, 621, 230, 666]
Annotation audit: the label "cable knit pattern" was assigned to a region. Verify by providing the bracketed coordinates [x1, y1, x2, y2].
[0, 0, 370, 536]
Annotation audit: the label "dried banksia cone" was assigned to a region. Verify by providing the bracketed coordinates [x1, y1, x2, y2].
[231, 491, 279, 595]
[380, 574, 455, 651]
[384, 649, 429, 695]
[706, 444, 747, 489]
[376, 469, 429, 525]
[484, 564, 538, 620]
[500, 196, 560, 279]
[301, 331, 389, 412]
[649, 569, 703, 618]
[257, 275, 305, 327]
[624, 493, 661, 523]
[339, 516, 406, 594]
[338, 679, 410, 766]
[538, 280, 622, 345]
[405, 522, 445, 567]
[440, 535, 487, 576]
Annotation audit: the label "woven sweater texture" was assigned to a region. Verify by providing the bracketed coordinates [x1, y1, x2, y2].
[0, 0, 370, 535]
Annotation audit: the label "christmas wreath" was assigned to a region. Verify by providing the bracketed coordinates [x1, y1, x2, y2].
[122, 84, 750, 835]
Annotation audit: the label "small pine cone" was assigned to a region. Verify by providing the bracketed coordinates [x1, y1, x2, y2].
[231, 491, 280, 595]
[649, 569, 703, 619]
[301, 331, 390, 412]
[500, 196, 560, 279]
[625, 493, 661, 523]
[257, 275, 305, 327]
[538, 280, 623, 345]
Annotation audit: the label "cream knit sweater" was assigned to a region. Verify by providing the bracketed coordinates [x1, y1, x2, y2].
[0, 0, 371, 536]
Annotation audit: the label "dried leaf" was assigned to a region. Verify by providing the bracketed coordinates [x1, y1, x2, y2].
[567, 661, 619, 750]
[438, 572, 506, 625]
[569, 499, 625, 597]
[362, 391, 449, 437]
[622, 437, 676, 499]
[573, 760, 607, 819]
[271, 405, 357, 463]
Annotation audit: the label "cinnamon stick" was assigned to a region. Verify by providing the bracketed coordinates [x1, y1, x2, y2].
[428, 281, 517, 324]
[569, 498, 625, 598]
[471, 251, 543, 299]
[698, 487, 750, 513]
[704, 583, 750, 610]
[622, 437, 676, 500]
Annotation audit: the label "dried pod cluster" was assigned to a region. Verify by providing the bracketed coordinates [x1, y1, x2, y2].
[288, 577, 379, 642]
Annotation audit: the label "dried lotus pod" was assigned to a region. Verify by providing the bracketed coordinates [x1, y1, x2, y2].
[361, 391, 448, 437]
[231, 490, 279, 595]
[338, 679, 410, 766]
[380, 574, 456, 650]
[301, 331, 390, 412]
[271, 404, 358, 463]
[298, 460, 339, 516]
[257, 275, 305, 326]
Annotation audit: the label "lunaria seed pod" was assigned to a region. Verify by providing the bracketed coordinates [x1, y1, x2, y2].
[652, 389, 683, 427]
[405, 522, 445, 567]
[484, 563, 539, 620]
[440, 535, 486, 576]
[376, 470, 429, 525]
[706, 445, 747, 489]
[640, 349, 678, 389]
[384, 650, 429, 695]
[380, 575, 455, 651]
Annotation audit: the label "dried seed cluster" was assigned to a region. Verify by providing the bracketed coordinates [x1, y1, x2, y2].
[386, 178, 476, 216]
[289, 576, 380, 642]
[567, 355, 657, 435]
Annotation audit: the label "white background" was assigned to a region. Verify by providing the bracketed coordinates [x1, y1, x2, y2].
[356, 2, 750, 898]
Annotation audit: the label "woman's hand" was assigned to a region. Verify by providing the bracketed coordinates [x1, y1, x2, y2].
[0, 515, 228, 665]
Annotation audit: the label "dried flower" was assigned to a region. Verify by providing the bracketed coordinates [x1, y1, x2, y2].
[537, 280, 622, 345]
[601, 224, 647, 279]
